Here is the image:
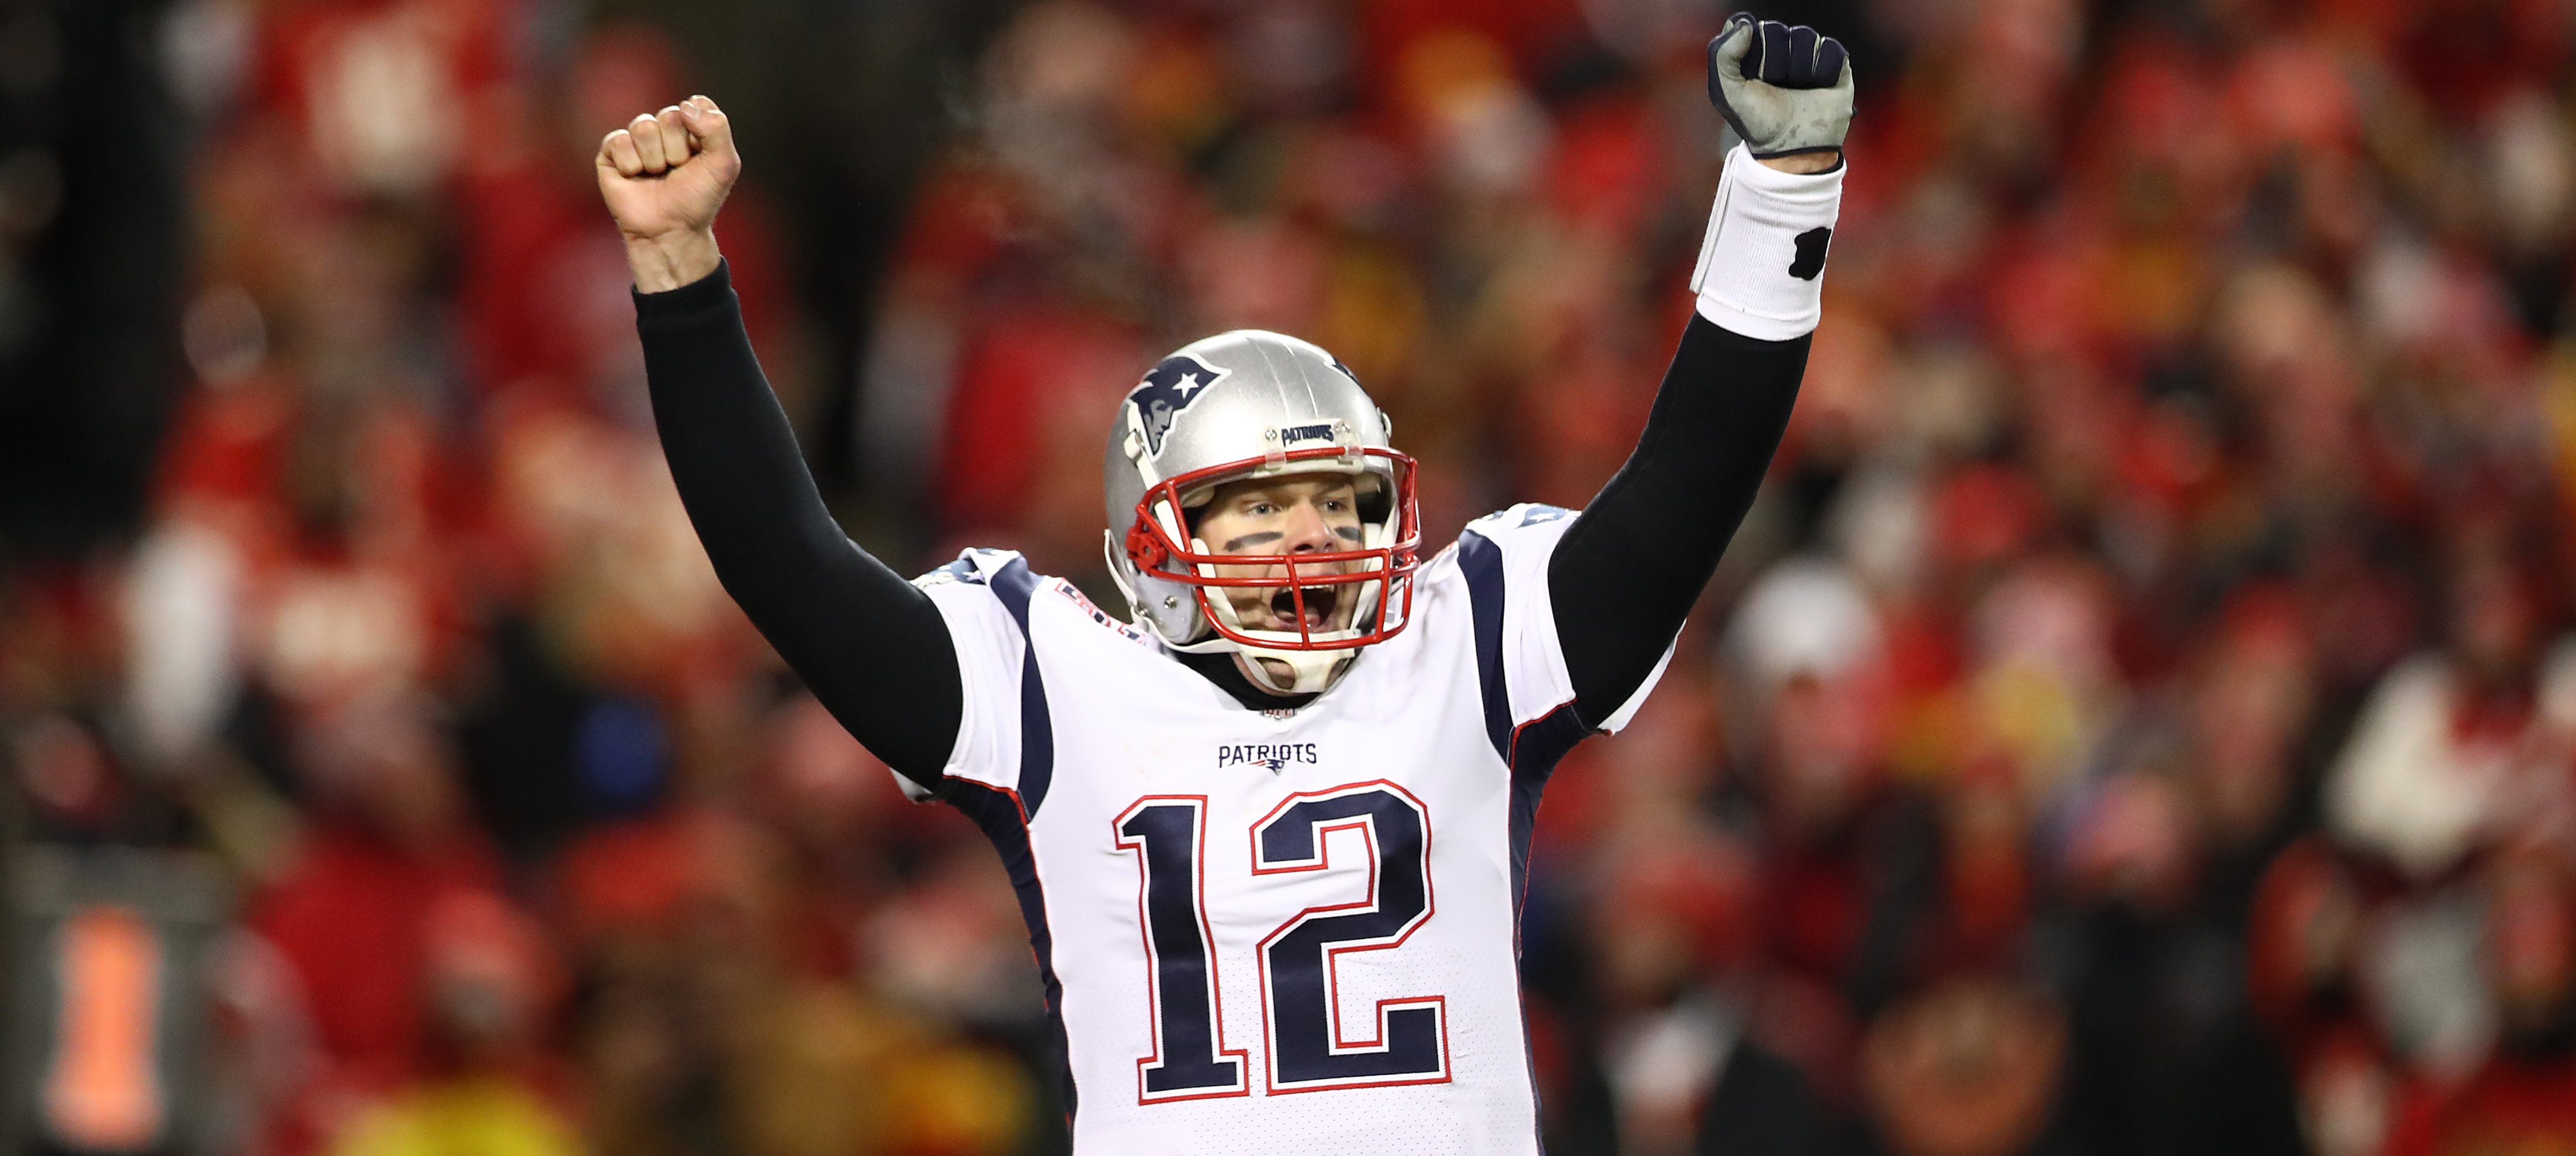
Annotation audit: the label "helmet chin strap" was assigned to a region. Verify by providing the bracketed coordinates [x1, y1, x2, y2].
[1233, 648, 1353, 696]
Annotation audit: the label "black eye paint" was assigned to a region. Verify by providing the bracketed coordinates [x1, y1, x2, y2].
[1222, 531, 1286, 552]
[1335, 525, 1362, 541]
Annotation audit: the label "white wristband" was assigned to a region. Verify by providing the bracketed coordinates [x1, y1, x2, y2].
[1689, 144, 1845, 341]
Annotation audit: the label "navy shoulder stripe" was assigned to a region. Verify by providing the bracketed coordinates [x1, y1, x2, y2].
[943, 778, 1073, 1122]
[1458, 529, 1513, 762]
[986, 559, 1056, 820]
[1463, 521, 1593, 926]
[937, 560, 1072, 1118]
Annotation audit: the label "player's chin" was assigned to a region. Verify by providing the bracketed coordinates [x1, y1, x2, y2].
[1250, 652, 1356, 689]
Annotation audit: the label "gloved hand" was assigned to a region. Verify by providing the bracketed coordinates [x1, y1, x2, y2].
[1706, 14, 1853, 160]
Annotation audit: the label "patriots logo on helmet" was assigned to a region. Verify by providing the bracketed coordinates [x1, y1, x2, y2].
[1129, 355, 1230, 456]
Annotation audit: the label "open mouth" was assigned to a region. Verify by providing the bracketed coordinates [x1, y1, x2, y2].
[1269, 586, 1338, 631]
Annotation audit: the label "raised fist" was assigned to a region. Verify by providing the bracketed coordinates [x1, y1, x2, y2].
[1707, 15, 1854, 160]
[597, 96, 740, 291]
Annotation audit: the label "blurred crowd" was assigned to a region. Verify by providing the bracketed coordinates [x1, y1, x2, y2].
[4, 0, 2576, 1154]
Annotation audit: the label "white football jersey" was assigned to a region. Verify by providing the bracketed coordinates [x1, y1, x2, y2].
[904, 504, 1672, 1155]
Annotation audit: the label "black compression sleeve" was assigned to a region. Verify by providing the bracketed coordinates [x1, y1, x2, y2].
[636, 262, 962, 786]
[1549, 314, 1808, 726]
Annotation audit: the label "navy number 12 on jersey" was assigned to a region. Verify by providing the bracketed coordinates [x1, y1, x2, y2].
[1116, 783, 1451, 1101]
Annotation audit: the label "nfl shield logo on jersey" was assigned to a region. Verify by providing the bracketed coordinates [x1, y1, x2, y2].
[1128, 355, 1230, 454]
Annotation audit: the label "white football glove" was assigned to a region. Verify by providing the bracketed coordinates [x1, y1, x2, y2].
[1707, 14, 1855, 160]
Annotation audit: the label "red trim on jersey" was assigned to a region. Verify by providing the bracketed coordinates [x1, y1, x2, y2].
[1505, 697, 1579, 770]
[990, 782, 1029, 825]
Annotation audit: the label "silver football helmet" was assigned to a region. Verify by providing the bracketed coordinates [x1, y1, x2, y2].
[1102, 330, 1421, 695]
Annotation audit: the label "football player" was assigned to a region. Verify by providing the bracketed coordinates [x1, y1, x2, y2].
[597, 15, 1852, 1154]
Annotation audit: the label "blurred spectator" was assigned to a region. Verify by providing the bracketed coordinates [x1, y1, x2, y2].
[238, 693, 505, 1154]
[323, 894, 579, 1156]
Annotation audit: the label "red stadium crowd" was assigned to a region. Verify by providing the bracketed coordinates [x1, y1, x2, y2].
[5, 0, 2576, 1154]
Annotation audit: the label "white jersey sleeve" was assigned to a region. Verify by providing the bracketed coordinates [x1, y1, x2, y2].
[899, 548, 1048, 804]
[1455, 504, 1675, 751]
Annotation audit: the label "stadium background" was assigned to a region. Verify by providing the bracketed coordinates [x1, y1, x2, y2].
[5, 0, 2575, 1152]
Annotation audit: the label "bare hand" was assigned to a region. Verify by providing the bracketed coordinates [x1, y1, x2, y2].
[596, 95, 740, 292]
